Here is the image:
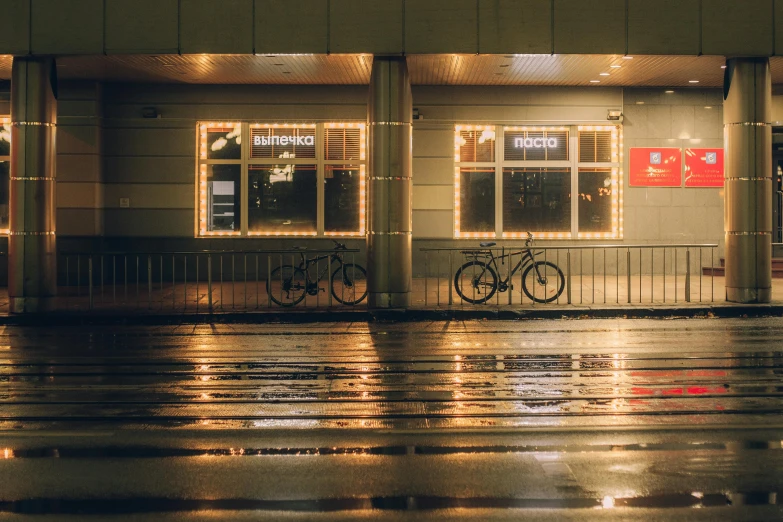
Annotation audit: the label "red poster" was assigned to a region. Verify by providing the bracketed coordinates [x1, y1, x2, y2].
[629, 148, 682, 187]
[685, 148, 724, 188]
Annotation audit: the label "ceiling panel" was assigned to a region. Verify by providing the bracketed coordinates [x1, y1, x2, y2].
[0, 53, 781, 88]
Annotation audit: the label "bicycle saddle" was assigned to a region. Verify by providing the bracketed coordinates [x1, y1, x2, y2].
[479, 242, 496, 248]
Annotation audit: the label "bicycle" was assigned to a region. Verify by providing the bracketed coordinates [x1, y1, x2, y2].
[267, 240, 368, 307]
[454, 232, 565, 304]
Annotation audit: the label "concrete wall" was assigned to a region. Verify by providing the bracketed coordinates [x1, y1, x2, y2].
[622, 88, 725, 250]
[0, 0, 779, 56]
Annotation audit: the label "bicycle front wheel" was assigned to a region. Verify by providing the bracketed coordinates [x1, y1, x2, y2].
[454, 261, 498, 304]
[267, 265, 307, 307]
[522, 261, 565, 303]
[331, 264, 368, 305]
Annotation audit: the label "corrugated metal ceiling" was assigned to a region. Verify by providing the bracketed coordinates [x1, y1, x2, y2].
[0, 54, 782, 87]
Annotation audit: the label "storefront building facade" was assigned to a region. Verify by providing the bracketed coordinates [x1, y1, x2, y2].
[0, 0, 779, 310]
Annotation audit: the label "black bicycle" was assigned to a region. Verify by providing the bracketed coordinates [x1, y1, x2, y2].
[267, 240, 368, 307]
[454, 232, 565, 304]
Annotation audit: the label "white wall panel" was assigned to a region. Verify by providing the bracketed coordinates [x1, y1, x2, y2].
[413, 210, 454, 239]
[412, 129, 454, 159]
[31, 0, 104, 54]
[104, 157, 195, 185]
[105, 0, 179, 53]
[406, 0, 478, 54]
[103, 128, 194, 158]
[104, 210, 192, 237]
[628, 0, 700, 55]
[413, 158, 454, 186]
[0, 0, 30, 55]
[255, 0, 328, 54]
[413, 186, 453, 210]
[180, 0, 253, 54]
[702, 0, 774, 56]
[57, 182, 101, 209]
[104, 184, 193, 209]
[330, 0, 403, 54]
[478, 0, 552, 54]
[58, 155, 102, 183]
[553, 0, 625, 54]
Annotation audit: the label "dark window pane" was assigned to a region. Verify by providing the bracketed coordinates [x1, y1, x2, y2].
[458, 167, 495, 235]
[578, 168, 615, 234]
[0, 162, 8, 230]
[248, 164, 317, 235]
[0, 122, 10, 157]
[205, 125, 242, 160]
[205, 164, 240, 233]
[503, 168, 571, 234]
[325, 165, 362, 235]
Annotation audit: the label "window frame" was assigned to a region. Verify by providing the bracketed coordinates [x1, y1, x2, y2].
[454, 124, 623, 240]
[196, 121, 366, 238]
[0, 117, 10, 235]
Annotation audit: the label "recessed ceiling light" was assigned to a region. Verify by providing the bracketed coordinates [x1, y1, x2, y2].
[689, 80, 699, 83]
[590, 80, 600, 83]
[704, 106, 713, 109]
[610, 65, 622, 69]
[721, 65, 727, 69]
[636, 101, 645, 105]
[623, 56, 634, 60]
[599, 72, 610, 76]
[665, 90, 675, 94]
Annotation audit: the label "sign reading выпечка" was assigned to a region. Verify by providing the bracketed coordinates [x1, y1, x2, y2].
[629, 147, 682, 187]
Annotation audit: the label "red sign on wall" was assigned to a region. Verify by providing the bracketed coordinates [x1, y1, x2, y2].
[684, 148, 724, 188]
[629, 148, 682, 187]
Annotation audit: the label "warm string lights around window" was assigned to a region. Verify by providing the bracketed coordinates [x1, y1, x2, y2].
[0, 117, 9, 236]
[199, 121, 366, 238]
[325, 123, 366, 237]
[198, 122, 242, 236]
[454, 125, 496, 239]
[577, 125, 623, 239]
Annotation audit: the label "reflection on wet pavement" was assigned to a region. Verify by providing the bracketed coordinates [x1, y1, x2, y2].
[0, 318, 782, 519]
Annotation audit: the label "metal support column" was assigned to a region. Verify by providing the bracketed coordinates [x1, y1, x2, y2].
[9, 58, 57, 313]
[367, 57, 412, 308]
[724, 58, 772, 303]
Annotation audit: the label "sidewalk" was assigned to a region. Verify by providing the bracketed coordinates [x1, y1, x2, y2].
[0, 275, 782, 324]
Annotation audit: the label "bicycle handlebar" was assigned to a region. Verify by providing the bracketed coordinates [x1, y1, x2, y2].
[332, 240, 347, 250]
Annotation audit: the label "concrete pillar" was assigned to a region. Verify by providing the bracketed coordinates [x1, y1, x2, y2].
[724, 58, 772, 303]
[367, 57, 412, 308]
[9, 58, 57, 313]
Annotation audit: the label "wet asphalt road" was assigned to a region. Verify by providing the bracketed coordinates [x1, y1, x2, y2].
[0, 318, 782, 520]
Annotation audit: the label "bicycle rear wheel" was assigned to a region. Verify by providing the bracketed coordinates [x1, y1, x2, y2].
[454, 261, 498, 304]
[331, 264, 368, 305]
[522, 261, 565, 303]
[267, 265, 307, 307]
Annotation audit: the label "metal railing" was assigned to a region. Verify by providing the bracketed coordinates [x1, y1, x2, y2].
[58, 248, 366, 313]
[419, 243, 720, 307]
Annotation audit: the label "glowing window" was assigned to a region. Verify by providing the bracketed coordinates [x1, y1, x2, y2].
[197, 122, 365, 238]
[454, 124, 623, 240]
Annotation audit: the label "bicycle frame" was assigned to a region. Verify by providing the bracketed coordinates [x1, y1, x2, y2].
[465, 246, 547, 284]
[295, 252, 345, 287]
